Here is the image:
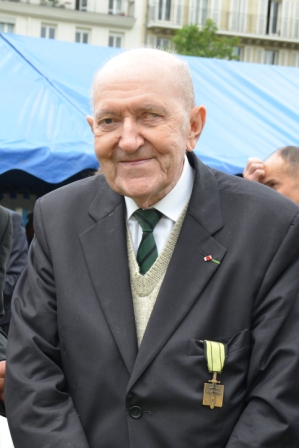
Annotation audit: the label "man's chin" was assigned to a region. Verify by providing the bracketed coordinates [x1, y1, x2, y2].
[115, 180, 158, 203]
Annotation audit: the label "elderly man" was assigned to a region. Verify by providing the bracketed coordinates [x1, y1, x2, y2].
[243, 146, 299, 203]
[5, 50, 299, 447]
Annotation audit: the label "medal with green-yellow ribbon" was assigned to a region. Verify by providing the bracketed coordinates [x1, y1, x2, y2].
[202, 340, 227, 409]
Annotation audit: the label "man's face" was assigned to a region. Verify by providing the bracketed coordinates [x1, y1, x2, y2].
[87, 61, 205, 208]
[263, 153, 299, 204]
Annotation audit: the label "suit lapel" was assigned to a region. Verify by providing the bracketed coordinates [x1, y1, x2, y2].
[127, 155, 227, 390]
[80, 177, 138, 374]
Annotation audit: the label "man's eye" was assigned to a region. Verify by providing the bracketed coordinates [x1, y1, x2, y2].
[142, 113, 159, 120]
[103, 118, 113, 124]
[267, 183, 277, 189]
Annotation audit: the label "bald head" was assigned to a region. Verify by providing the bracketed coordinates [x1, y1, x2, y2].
[91, 48, 195, 113]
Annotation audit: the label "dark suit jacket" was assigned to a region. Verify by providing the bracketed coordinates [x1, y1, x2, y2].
[5, 154, 299, 447]
[0, 206, 12, 358]
[0, 206, 12, 416]
[0, 209, 28, 328]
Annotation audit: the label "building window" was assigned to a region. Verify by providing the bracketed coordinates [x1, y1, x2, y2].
[199, 0, 208, 26]
[0, 22, 14, 33]
[109, 0, 123, 15]
[290, 51, 299, 67]
[189, 0, 208, 26]
[108, 33, 123, 48]
[266, 0, 281, 35]
[156, 38, 171, 48]
[293, 4, 299, 39]
[233, 46, 243, 61]
[229, 0, 247, 33]
[264, 49, 278, 64]
[159, 0, 171, 21]
[75, 29, 89, 44]
[76, 0, 88, 11]
[41, 25, 56, 39]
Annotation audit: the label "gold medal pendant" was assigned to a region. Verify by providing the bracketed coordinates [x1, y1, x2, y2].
[202, 341, 227, 410]
[203, 372, 224, 409]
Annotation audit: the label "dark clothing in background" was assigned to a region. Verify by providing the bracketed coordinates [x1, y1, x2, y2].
[0, 206, 12, 340]
[0, 206, 12, 416]
[0, 209, 28, 335]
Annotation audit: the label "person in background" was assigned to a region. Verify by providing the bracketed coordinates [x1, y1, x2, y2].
[0, 206, 12, 413]
[25, 212, 34, 247]
[0, 209, 28, 336]
[5, 49, 299, 447]
[243, 146, 299, 204]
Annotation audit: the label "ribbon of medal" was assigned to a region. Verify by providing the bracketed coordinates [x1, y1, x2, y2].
[202, 340, 227, 409]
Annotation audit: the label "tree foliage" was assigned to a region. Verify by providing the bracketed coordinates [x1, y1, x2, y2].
[172, 19, 240, 60]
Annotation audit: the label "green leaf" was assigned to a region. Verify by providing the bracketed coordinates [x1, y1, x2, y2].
[172, 19, 240, 60]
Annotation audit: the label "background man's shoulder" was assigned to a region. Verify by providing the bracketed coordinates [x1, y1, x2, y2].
[213, 168, 299, 215]
[0, 206, 11, 223]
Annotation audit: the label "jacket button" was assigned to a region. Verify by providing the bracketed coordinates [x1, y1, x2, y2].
[129, 406, 143, 419]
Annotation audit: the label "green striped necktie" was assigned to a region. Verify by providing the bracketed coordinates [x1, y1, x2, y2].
[133, 208, 163, 275]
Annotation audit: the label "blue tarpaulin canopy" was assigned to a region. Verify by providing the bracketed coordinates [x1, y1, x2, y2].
[1, 33, 298, 183]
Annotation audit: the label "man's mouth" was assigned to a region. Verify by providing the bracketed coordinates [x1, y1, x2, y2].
[120, 158, 152, 166]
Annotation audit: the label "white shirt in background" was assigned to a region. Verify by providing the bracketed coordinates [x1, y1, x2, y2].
[0, 416, 14, 448]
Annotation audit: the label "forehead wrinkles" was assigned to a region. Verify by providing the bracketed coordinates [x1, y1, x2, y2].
[94, 61, 183, 103]
[95, 75, 178, 99]
[265, 166, 287, 176]
[94, 91, 168, 110]
[94, 103, 169, 122]
[93, 79, 183, 117]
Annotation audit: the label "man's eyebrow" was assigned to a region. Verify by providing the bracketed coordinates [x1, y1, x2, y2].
[137, 104, 167, 114]
[95, 110, 116, 121]
[95, 105, 167, 121]
[264, 178, 278, 185]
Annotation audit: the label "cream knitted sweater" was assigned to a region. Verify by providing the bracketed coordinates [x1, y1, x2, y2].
[126, 205, 188, 346]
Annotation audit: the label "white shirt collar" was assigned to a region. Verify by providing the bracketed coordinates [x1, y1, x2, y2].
[125, 154, 194, 223]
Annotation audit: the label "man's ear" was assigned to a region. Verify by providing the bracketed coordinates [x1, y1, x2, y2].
[186, 106, 206, 152]
[86, 115, 94, 133]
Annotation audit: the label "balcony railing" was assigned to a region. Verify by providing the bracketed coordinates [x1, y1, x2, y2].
[148, 0, 184, 28]
[147, 3, 299, 41]
[0, 0, 135, 17]
[204, 10, 299, 40]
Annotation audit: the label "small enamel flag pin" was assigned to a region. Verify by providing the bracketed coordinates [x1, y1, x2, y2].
[204, 255, 221, 265]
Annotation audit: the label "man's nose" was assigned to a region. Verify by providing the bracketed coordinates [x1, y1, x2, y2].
[118, 119, 144, 152]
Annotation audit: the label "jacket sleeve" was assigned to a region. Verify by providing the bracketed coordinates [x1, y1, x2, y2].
[0, 207, 12, 319]
[0, 207, 12, 417]
[226, 212, 299, 447]
[5, 200, 90, 448]
[4, 211, 28, 298]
